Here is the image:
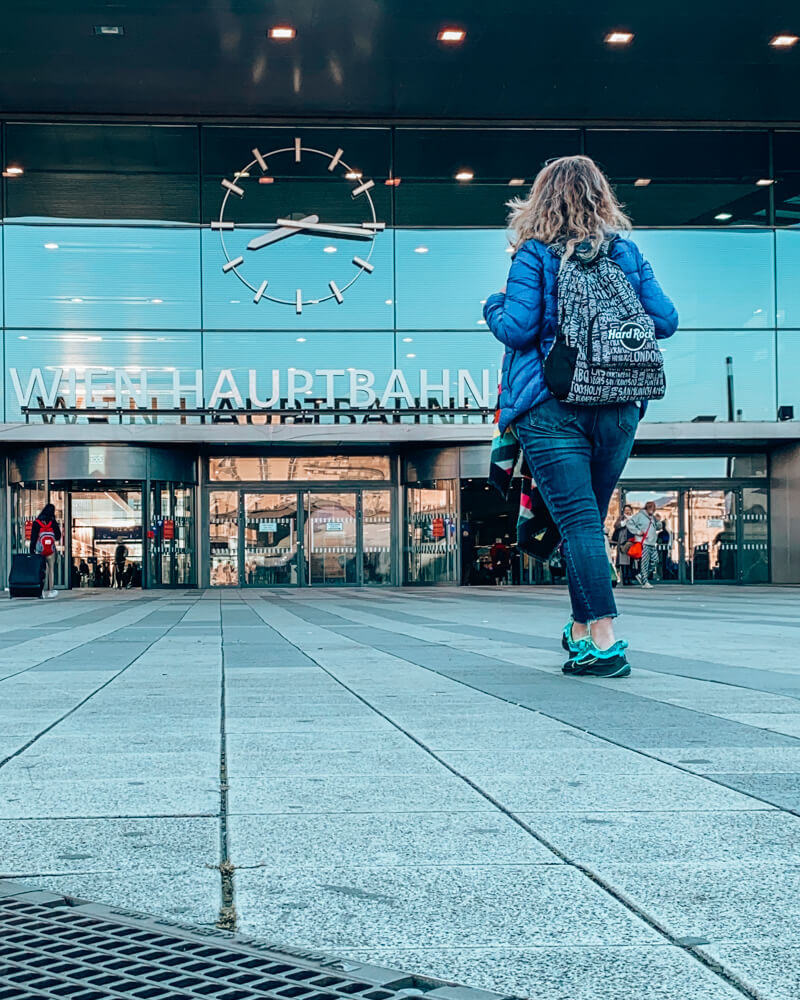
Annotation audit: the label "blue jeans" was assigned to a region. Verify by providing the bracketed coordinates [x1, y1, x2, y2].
[515, 398, 639, 624]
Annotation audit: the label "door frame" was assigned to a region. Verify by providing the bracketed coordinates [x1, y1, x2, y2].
[240, 489, 303, 588]
[66, 484, 146, 590]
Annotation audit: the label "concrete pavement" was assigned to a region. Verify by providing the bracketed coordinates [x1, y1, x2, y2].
[1, 585, 799, 1000]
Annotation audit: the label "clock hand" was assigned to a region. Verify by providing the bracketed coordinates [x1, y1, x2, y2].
[247, 214, 320, 251]
[274, 218, 374, 240]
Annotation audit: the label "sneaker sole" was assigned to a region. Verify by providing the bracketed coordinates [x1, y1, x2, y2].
[581, 661, 631, 678]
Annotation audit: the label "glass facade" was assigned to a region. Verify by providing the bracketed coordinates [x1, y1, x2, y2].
[0, 122, 797, 426]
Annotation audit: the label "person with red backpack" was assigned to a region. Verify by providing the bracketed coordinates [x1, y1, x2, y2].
[29, 503, 62, 598]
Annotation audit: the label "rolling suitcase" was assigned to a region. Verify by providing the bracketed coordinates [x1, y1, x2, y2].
[9, 553, 46, 598]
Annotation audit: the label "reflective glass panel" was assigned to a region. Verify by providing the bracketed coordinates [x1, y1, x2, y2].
[646, 331, 775, 423]
[685, 489, 737, 582]
[585, 130, 770, 226]
[243, 493, 299, 586]
[773, 132, 800, 229]
[776, 230, 800, 327]
[70, 490, 143, 589]
[209, 456, 390, 482]
[306, 492, 358, 585]
[363, 490, 392, 585]
[634, 230, 775, 329]
[405, 481, 458, 583]
[777, 332, 800, 421]
[622, 489, 683, 583]
[3, 225, 201, 330]
[209, 491, 239, 586]
[741, 486, 770, 583]
[5, 123, 199, 222]
[622, 456, 767, 479]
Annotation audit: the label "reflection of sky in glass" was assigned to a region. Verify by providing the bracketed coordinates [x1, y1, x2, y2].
[775, 231, 800, 327]
[646, 331, 775, 422]
[3, 225, 201, 330]
[777, 332, 800, 416]
[634, 230, 774, 329]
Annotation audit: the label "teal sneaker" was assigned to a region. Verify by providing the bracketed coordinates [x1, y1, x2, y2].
[570, 639, 631, 678]
[561, 621, 592, 674]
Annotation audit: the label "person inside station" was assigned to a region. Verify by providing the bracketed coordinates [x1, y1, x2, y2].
[490, 537, 510, 585]
[114, 537, 128, 589]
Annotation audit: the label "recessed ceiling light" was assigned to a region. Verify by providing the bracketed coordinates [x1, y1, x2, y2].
[406, 353, 417, 358]
[770, 34, 798, 48]
[386, 299, 394, 305]
[44, 242, 59, 250]
[385, 177, 402, 186]
[437, 28, 466, 43]
[94, 25, 124, 36]
[634, 178, 651, 187]
[70, 297, 83, 303]
[756, 178, 775, 186]
[268, 26, 296, 40]
[345, 170, 363, 180]
[4, 166, 23, 176]
[605, 31, 634, 45]
[715, 212, 733, 221]
[477, 319, 487, 325]
[234, 171, 250, 179]
[323, 245, 337, 253]
[402, 337, 413, 342]
[296, 337, 307, 342]
[455, 169, 474, 181]
[18, 335, 28, 340]
[414, 246, 429, 254]
[508, 178, 526, 186]
[150, 298, 163, 304]
[505, 246, 513, 253]
[258, 176, 274, 185]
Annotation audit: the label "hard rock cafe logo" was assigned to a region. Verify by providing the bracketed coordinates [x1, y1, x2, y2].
[608, 321, 650, 353]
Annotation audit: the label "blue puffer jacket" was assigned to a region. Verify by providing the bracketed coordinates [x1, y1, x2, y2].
[483, 235, 679, 432]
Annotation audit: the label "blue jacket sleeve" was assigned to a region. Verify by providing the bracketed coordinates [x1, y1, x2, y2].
[483, 244, 545, 351]
[634, 246, 679, 340]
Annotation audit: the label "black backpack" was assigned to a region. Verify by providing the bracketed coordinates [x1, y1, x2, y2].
[543, 239, 666, 406]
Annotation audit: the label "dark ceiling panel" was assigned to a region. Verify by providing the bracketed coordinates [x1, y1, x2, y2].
[0, 2, 798, 122]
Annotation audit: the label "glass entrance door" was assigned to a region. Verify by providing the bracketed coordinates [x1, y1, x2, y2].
[243, 493, 300, 586]
[148, 483, 196, 587]
[305, 493, 358, 585]
[69, 488, 144, 588]
[686, 489, 737, 583]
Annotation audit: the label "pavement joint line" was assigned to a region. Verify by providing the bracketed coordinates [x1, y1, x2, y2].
[216, 589, 236, 932]
[290, 597, 800, 818]
[245, 598, 763, 1000]
[0, 597, 205, 773]
[250, 598, 764, 1000]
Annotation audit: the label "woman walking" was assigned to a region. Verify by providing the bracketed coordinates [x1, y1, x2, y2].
[29, 502, 62, 599]
[484, 156, 678, 677]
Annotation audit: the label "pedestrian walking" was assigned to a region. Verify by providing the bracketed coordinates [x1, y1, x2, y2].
[490, 538, 510, 585]
[30, 503, 62, 599]
[627, 501, 662, 588]
[483, 155, 678, 677]
[114, 537, 128, 589]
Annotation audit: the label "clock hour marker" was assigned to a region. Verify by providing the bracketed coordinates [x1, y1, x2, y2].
[328, 148, 344, 171]
[353, 256, 374, 273]
[221, 179, 245, 197]
[296, 289, 303, 314]
[351, 179, 375, 198]
[329, 281, 344, 304]
[211, 220, 234, 230]
[253, 280, 268, 303]
[294, 138, 302, 162]
[223, 256, 244, 272]
[252, 148, 268, 173]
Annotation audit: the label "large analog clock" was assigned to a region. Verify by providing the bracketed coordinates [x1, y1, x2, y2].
[213, 139, 385, 312]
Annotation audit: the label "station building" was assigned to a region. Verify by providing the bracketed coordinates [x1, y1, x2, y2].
[1, 11, 799, 588]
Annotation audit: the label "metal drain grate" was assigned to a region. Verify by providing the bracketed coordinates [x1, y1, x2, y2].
[0, 882, 513, 1000]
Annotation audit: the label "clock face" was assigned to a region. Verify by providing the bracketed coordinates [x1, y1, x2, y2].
[214, 139, 385, 311]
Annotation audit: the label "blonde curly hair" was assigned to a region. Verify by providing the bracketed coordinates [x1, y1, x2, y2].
[507, 155, 631, 259]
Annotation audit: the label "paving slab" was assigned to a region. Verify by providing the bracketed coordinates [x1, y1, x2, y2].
[0, 817, 218, 875]
[229, 812, 558, 867]
[227, 749, 445, 778]
[22, 867, 220, 926]
[703, 944, 800, 1000]
[721, 714, 800, 738]
[592, 862, 800, 944]
[0, 750, 219, 781]
[439, 749, 673, 776]
[340, 946, 745, 1000]
[226, 731, 412, 754]
[468, 771, 762, 812]
[0, 778, 219, 818]
[519, 810, 800, 863]
[643, 747, 800, 772]
[235, 864, 662, 948]
[227, 773, 492, 815]
[708, 772, 800, 810]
